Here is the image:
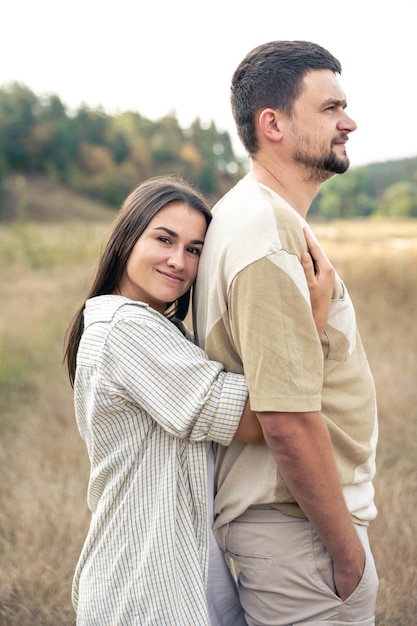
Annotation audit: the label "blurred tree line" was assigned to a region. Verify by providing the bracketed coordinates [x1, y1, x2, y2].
[0, 82, 244, 211]
[311, 157, 417, 218]
[1, 81, 417, 218]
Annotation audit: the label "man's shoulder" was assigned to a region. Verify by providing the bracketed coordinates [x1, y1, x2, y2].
[201, 179, 302, 268]
[210, 179, 299, 232]
[213, 179, 274, 214]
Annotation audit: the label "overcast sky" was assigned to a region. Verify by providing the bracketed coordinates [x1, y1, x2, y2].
[2, 0, 416, 167]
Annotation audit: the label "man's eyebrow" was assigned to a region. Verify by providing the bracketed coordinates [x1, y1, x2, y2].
[153, 226, 204, 245]
[322, 97, 347, 108]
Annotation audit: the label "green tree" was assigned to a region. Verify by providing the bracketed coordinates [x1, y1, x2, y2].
[314, 168, 374, 218]
[73, 105, 110, 146]
[376, 181, 417, 217]
[150, 115, 184, 164]
[0, 153, 6, 217]
[0, 83, 38, 170]
[26, 94, 78, 179]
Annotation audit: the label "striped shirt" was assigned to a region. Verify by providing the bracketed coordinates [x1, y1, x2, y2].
[72, 295, 248, 625]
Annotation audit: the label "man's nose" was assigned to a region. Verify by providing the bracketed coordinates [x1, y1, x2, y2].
[338, 110, 357, 133]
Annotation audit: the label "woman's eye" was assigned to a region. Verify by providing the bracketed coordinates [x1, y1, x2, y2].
[158, 236, 171, 244]
[187, 247, 201, 256]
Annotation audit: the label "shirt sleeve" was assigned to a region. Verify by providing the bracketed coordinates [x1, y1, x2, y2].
[229, 254, 323, 413]
[102, 313, 248, 445]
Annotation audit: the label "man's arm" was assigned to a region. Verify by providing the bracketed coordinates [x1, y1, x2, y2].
[256, 410, 365, 600]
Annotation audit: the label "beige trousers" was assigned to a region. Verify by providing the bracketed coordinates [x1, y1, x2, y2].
[224, 508, 378, 626]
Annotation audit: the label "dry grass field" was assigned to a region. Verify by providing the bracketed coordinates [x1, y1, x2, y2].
[0, 178, 416, 625]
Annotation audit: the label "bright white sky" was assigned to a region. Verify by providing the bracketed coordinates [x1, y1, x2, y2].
[2, 0, 416, 167]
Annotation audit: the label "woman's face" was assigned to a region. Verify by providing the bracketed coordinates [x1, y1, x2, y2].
[117, 202, 207, 313]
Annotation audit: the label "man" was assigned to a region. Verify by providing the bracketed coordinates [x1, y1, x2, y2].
[194, 41, 379, 626]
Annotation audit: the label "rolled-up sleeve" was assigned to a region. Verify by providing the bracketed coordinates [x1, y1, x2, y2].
[103, 314, 248, 445]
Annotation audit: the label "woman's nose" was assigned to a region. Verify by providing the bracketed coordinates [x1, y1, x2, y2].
[167, 248, 185, 268]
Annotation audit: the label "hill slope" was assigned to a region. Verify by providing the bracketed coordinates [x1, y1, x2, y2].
[2, 174, 117, 223]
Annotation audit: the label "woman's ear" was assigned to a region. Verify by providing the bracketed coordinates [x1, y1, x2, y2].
[257, 108, 283, 143]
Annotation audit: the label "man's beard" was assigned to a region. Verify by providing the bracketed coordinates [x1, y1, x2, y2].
[293, 137, 350, 183]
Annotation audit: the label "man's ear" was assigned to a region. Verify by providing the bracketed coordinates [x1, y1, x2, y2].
[258, 108, 283, 143]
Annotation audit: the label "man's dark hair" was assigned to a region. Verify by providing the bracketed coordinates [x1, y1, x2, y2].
[231, 40, 342, 155]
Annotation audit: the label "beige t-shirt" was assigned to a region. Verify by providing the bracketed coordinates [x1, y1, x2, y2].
[194, 179, 378, 548]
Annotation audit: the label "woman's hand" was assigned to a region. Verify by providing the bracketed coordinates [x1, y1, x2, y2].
[302, 227, 335, 337]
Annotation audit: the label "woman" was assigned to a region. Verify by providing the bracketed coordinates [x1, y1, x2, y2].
[64, 176, 333, 625]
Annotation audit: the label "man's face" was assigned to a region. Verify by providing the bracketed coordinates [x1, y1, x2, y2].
[288, 69, 357, 182]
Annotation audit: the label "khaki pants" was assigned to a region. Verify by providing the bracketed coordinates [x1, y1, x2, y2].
[224, 508, 378, 626]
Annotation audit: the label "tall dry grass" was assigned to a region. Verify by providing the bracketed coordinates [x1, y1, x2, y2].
[319, 221, 417, 626]
[0, 221, 108, 626]
[0, 217, 416, 625]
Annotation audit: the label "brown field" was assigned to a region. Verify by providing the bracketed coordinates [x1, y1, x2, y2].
[1, 179, 416, 625]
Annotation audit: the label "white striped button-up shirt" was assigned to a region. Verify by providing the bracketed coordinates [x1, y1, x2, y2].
[72, 295, 247, 625]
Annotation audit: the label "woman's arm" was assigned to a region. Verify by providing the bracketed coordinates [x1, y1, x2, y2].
[107, 309, 257, 446]
[301, 227, 335, 337]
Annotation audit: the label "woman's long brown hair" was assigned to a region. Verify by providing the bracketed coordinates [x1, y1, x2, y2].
[63, 176, 211, 387]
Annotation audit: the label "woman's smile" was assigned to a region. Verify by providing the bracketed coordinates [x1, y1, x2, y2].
[117, 202, 207, 312]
